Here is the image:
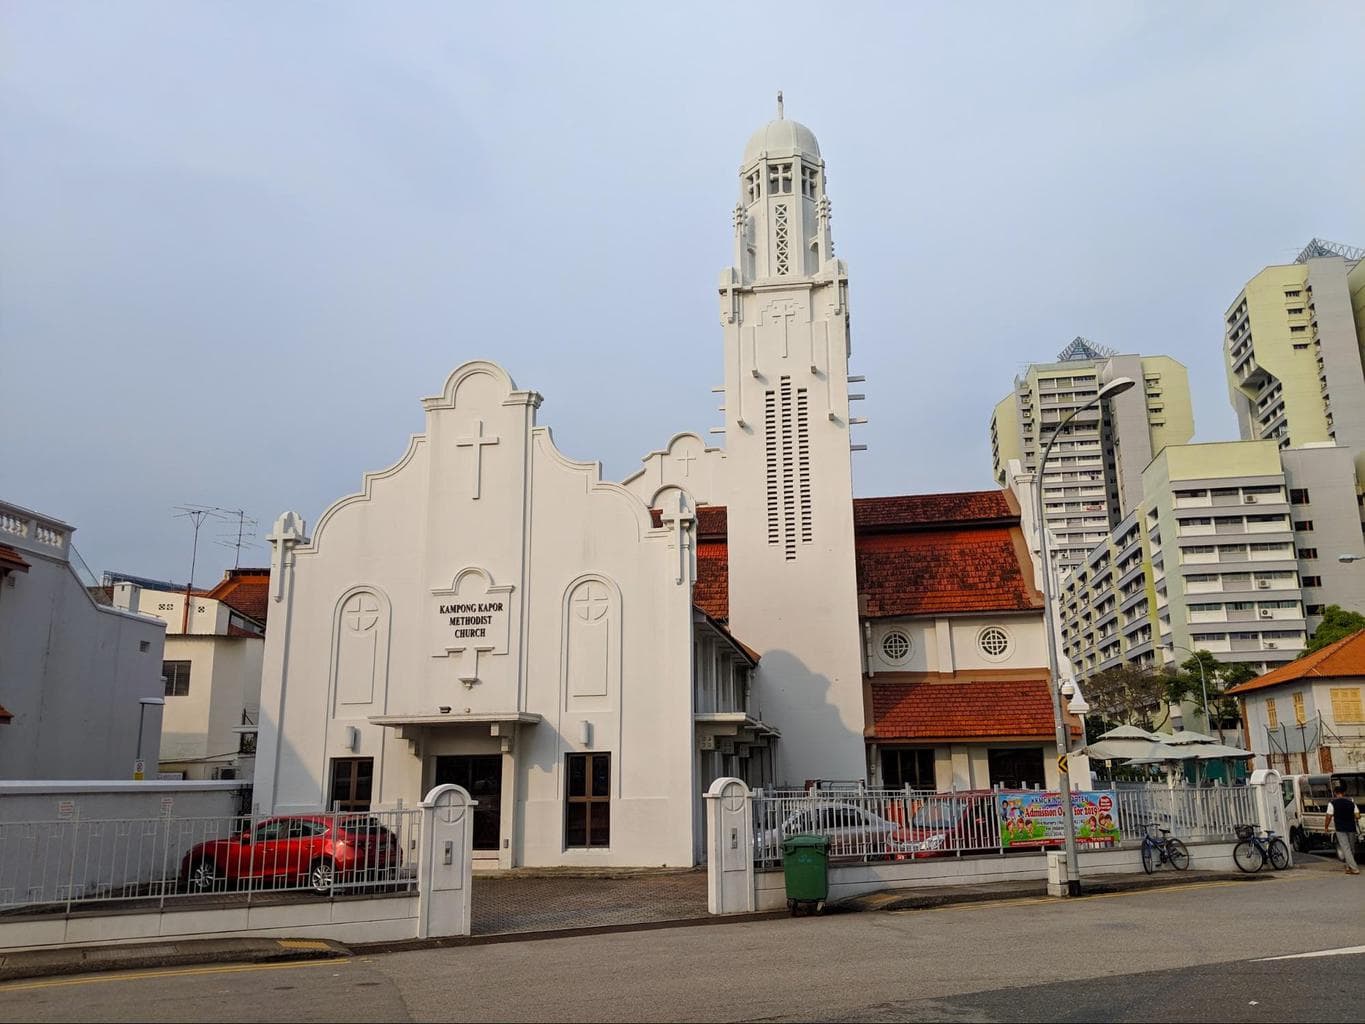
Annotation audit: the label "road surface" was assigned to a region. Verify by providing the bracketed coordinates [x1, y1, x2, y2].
[2, 857, 1361, 1022]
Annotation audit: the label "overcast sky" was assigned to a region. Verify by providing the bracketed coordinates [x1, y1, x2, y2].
[3, 1, 1364, 587]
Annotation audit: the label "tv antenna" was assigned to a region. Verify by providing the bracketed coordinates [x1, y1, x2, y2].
[213, 508, 261, 568]
[172, 505, 231, 632]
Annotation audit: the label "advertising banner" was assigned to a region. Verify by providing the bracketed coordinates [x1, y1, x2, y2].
[995, 790, 1121, 848]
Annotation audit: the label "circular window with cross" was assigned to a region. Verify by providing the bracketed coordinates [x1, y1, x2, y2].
[977, 625, 1012, 662]
[880, 629, 912, 665]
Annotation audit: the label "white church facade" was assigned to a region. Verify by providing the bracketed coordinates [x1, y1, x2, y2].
[254, 104, 1068, 868]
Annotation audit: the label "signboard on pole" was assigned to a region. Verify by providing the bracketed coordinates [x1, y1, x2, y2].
[133, 759, 146, 781]
[995, 790, 1120, 848]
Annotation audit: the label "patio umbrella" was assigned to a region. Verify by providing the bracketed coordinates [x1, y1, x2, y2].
[1096, 725, 1165, 742]
[1187, 743, 1254, 760]
[1156, 729, 1220, 746]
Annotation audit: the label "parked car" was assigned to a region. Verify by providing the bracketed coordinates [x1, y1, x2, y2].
[179, 814, 400, 894]
[760, 802, 905, 859]
[897, 793, 999, 857]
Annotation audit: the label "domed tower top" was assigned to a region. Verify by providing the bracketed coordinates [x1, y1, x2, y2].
[742, 92, 821, 166]
[728, 92, 833, 284]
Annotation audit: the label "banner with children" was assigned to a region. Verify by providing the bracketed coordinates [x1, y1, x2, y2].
[995, 790, 1121, 848]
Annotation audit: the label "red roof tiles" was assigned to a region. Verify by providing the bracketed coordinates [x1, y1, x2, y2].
[1226, 627, 1365, 695]
[205, 568, 270, 626]
[853, 491, 1016, 531]
[684, 491, 1040, 622]
[871, 678, 1078, 740]
[857, 527, 1041, 617]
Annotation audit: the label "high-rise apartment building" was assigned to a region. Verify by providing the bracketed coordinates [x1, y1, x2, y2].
[1057, 441, 1365, 697]
[990, 339, 1194, 576]
[1225, 238, 1365, 482]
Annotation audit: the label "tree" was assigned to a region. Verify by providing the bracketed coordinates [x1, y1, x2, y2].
[1305, 605, 1365, 653]
[1165, 651, 1252, 733]
[1082, 664, 1170, 733]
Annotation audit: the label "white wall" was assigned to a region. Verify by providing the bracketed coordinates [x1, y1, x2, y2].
[866, 612, 1047, 676]
[255, 361, 698, 867]
[158, 635, 263, 779]
[0, 504, 167, 781]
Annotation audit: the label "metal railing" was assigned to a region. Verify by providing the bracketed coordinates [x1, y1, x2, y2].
[753, 787, 1015, 868]
[1111, 784, 1256, 843]
[753, 783, 1260, 867]
[0, 809, 422, 915]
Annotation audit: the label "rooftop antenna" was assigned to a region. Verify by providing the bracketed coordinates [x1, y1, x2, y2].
[172, 505, 229, 632]
[213, 508, 260, 568]
[776, 90, 784, 119]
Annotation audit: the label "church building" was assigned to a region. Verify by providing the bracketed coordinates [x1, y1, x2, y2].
[253, 103, 1070, 869]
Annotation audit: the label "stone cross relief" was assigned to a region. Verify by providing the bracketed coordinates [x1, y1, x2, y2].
[658, 491, 696, 586]
[763, 299, 802, 358]
[454, 418, 500, 500]
[674, 450, 697, 478]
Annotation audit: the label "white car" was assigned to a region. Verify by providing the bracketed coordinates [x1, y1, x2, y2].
[759, 802, 903, 860]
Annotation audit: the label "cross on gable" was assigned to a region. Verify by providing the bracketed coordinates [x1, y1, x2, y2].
[572, 582, 610, 622]
[657, 490, 696, 586]
[266, 511, 307, 601]
[454, 419, 500, 500]
[675, 450, 697, 477]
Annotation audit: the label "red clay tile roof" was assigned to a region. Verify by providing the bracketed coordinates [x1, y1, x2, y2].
[684, 493, 1039, 622]
[695, 539, 729, 621]
[0, 545, 31, 573]
[0, 704, 12, 724]
[857, 526, 1042, 617]
[205, 568, 270, 626]
[871, 678, 1079, 740]
[1226, 628, 1365, 695]
[853, 491, 1016, 531]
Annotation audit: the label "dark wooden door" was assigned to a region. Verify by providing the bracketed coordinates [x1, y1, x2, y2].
[433, 755, 502, 851]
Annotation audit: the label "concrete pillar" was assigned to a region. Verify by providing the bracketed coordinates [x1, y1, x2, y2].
[1249, 768, 1291, 866]
[418, 783, 476, 938]
[705, 777, 754, 914]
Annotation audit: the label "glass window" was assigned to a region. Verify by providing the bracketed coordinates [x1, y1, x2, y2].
[162, 660, 191, 697]
[565, 752, 611, 848]
[329, 757, 374, 812]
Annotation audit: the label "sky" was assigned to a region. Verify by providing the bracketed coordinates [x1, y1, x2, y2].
[3, 1, 1364, 588]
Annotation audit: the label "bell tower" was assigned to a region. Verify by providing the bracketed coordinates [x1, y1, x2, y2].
[717, 96, 866, 784]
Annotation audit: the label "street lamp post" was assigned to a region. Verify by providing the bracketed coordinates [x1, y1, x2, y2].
[1164, 641, 1219, 744]
[1339, 554, 1363, 564]
[1033, 375, 1135, 897]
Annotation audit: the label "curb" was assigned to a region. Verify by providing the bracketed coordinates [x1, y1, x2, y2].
[0, 939, 349, 986]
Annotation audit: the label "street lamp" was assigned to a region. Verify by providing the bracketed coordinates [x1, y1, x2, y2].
[1033, 374, 1135, 896]
[1339, 554, 1363, 564]
[1163, 642, 1219, 744]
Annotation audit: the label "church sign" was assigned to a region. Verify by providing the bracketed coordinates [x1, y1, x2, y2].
[437, 598, 508, 643]
[430, 568, 514, 686]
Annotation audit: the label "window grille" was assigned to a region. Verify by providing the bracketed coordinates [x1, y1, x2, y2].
[774, 203, 790, 275]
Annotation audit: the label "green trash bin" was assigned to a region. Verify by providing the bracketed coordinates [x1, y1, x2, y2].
[782, 833, 829, 914]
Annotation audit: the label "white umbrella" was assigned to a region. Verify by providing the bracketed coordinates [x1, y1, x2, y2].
[1153, 729, 1219, 746]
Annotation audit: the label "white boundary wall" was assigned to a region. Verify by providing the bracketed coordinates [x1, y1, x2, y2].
[753, 842, 1240, 911]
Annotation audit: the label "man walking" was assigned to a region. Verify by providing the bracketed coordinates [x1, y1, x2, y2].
[1324, 782, 1360, 875]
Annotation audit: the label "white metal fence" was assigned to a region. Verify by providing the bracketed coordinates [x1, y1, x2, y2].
[753, 784, 1258, 868]
[1111, 784, 1257, 843]
[0, 809, 422, 914]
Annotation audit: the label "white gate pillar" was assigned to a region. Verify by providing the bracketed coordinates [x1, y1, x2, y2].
[418, 784, 476, 938]
[705, 777, 754, 914]
[1249, 768, 1291, 866]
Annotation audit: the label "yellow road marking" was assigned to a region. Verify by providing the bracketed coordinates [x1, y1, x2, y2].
[0, 956, 350, 994]
[276, 939, 331, 951]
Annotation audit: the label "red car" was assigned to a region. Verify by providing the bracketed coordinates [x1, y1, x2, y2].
[179, 815, 399, 894]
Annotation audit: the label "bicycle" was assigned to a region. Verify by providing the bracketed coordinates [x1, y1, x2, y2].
[1232, 824, 1291, 873]
[1140, 823, 1190, 874]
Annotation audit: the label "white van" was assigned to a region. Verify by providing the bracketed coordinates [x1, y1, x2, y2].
[1282, 772, 1365, 853]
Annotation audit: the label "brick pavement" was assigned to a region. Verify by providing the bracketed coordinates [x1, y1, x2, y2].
[470, 868, 708, 935]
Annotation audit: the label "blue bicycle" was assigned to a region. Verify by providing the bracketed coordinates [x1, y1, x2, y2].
[1233, 824, 1290, 872]
[1140, 823, 1190, 873]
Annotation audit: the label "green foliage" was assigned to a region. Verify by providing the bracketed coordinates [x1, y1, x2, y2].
[1305, 605, 1365, 653]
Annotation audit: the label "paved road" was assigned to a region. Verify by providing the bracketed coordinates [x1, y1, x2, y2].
[2, 859, 1361, 1023]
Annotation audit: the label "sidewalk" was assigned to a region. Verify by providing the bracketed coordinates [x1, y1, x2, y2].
[0, 866, 1280, 985]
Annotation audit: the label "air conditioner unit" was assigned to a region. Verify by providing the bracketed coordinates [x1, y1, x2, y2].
[1244, 494, 1258, 504]
[1257, 580, 1272, 589]
[1265, 641, 1278, 649]
[1259, 608, 1273, 619]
